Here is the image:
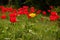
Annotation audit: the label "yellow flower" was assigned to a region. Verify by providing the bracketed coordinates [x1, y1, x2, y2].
[29, 13, 36, 17]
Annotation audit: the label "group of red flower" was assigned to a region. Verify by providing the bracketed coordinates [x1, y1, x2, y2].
[0, 6, 59, 23]
[50, 11, 59, 21]
[0, 6, 41, 23]
[0, 6, 17, 23]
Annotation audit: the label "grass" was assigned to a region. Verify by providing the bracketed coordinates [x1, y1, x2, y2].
[0, 13, 59, 40]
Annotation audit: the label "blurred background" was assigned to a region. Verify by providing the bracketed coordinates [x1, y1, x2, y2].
[0, 0, 60, 40]
[0, 0, 60, 10]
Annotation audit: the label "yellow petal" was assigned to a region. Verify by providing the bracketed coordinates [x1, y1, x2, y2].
[29, 13, 36, 17]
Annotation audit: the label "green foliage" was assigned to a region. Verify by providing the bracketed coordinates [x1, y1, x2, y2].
[55, 7, 60, 13]
[0, 14, 59, 40]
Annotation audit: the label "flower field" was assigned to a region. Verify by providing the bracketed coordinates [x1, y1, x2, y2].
[0, 6, 60, 40]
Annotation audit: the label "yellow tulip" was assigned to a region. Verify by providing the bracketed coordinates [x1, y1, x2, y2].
[29, 13, 36, 17]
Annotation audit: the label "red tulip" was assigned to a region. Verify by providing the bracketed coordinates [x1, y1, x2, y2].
[0, 6, 4, 9]
[8, 7, 13, 12]
[1, 14, 6, 19]
[51, 11, 57, 16]
[23, 6, 29, 9]
[10, 17, 17, 23]
[23, 8, 29, 15]
[23, 10, 29, 15]
[50, 15, 57, 21]
[42, 11, 46, 15]
[30, 7, 35, 13]
[18, 8, 23, 11]
[49, 6, 54, 9]
[36, 10, 41, 14]
[18, 8, 23, 15]
[18, 11, 23, 15]
[50, 13, 59, 21]
[9, 13, 17, 17]
[47, 10, 51, 12]
[1, 7, 7, 14]
[0, 6, 3, 9]
[27, 14, 31, 19]
[13, 9, 17, 13]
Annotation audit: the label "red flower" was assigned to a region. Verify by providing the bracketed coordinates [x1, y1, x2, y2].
[18, 11, 23, 15]
[42, 11, 46, 15]
[49, 6, 54, 9]
[50, 15, 57, 21]
[10, 17, 16, 23]
[47, 10, 51, 12]
[23, 6, 29, 9]
[9, 13, 17, 17]
[36, 10, 41, 14]
[23, 8, 29, 15]
[18, 8, 23, 11]
[51, 11, 57, 16]
[18, 8, 23, 15]
[9, 11, 17, 23]
[13, 9, 17, 13]
[30, 7, 35, 13]
[27, 14, 31, 19]
[1, 14, 6, 19]
[23, 10, 29, 15]
[50, 16, 55, 21]
[50, 14, 59, 21]
[8, 7, 13, 12]
[1, 7, 7, 14]
[50, 12, 59, 21]
[0, 6, 4, 9]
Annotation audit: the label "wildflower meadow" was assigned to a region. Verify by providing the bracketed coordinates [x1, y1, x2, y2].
[0, 5, 60, 40]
